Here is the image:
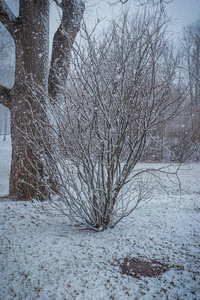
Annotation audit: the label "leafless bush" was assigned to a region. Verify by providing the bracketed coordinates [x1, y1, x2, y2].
[25, 11, 183, 230]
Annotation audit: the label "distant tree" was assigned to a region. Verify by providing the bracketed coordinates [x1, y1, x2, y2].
[0, 23, 13, 140]
[180, 20, 200, 160]
[0, 22, 14, 67]
[0, 104, 9, 139]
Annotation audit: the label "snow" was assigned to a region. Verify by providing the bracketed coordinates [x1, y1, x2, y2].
[0, 137, 200, 299]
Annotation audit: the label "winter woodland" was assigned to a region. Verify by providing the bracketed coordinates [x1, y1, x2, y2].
[0, 0, 200, 299]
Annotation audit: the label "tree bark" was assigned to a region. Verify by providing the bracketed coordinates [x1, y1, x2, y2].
[0, 0, 84, 200]
[1, 0, 49, 200]
[10, 1, 49, 199]
[48, 0, 85, 100]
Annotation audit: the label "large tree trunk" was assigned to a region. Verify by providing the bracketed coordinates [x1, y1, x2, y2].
[1, 0, 49, 200]
[9, 0, 49, 200]
[0, 0, 84, 200]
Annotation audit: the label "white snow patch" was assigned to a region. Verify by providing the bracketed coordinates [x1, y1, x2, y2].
[0, 137, 200, 299]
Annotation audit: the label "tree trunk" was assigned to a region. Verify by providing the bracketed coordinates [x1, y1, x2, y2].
[0, 0, 84, 200]
[0, 0, 49, 200]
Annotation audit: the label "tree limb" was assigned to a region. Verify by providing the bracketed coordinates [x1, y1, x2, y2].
[0, 85, 12, 109]
[48, 0, 85, 99]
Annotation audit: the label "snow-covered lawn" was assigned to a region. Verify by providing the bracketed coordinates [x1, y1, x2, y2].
[0, 138, 200, 299]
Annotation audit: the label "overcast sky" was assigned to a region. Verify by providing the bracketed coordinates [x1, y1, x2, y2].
[84, 0, 200, 36]
[1, 0, 199, 88]
[2, 0, 200, 54]
[2, 0, 200, 58]
[2, 0, 200, 59]
[4, 0, 200, 33]
[165, 0, 200, 33]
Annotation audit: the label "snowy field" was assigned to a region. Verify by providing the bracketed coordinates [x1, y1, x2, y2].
[0, 137, 200, 299]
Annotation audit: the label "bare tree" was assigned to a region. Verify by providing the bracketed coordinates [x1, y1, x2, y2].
[0, 0, 175, 201]
[0, 23, 13, 141]
[178, 20, 200, 160]
[0, 103, 10, 139]
[25, 11, 182, 230]
[0, 0, 84, 200]
[0, 22, 14, 68]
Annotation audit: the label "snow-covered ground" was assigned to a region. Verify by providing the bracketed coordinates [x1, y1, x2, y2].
[0, 138, 200, 299]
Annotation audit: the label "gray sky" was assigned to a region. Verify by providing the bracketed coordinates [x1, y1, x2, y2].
[84, 0, 200, 36]
[4, 0, 200, 34]
[0, 0, 199, 87]
[2, 0, 200, 63]
[166, 0, 200, 33]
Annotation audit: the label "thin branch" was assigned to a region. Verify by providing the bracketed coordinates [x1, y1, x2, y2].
[0, 85, 12, 109]
[177, 65, 200, 82]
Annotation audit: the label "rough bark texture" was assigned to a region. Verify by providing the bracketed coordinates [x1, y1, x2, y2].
[0, 0, 84, 200]
[48, 0, 84, 100]
[9, 0, 49, 199]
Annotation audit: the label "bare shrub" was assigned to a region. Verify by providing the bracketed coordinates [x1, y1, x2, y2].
[26, 11, 183, 230]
